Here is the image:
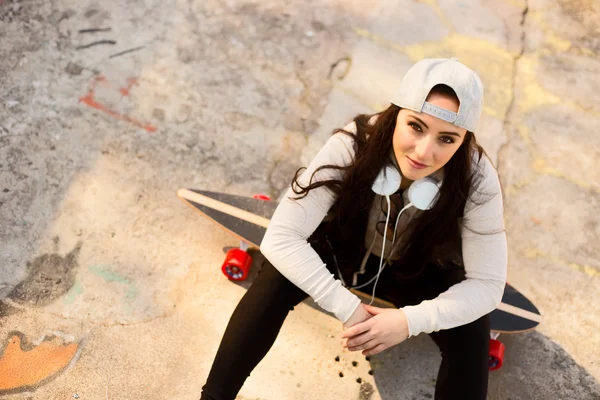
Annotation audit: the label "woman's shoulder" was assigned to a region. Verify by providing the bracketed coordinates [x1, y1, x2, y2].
[472, 152, 500, 189]
[340, 120, 358, 135]
[340, 113, 378, 135]
[368, 114, 379, 125]
[465, 151, 503, 209]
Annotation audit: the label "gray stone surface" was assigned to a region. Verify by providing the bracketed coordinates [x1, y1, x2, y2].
[1, 0, 599, 399]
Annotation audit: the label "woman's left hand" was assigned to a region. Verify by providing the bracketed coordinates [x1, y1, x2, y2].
[341, 305, 409, 356]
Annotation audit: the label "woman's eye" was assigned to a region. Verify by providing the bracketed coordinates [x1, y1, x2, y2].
[408, 122, 422, 132]
[439, 136, 455, 144]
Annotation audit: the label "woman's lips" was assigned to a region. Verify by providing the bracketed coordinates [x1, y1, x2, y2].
[407, 156, 428, 169]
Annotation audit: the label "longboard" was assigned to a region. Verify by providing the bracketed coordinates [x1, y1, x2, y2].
[177, 188, 541, 370]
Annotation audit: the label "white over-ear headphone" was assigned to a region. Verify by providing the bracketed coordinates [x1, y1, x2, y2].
[352, 164, 441, 304]
[407, 176, 441, 211]
[370, 165, 440, 211]
[371, 165, 402, 197]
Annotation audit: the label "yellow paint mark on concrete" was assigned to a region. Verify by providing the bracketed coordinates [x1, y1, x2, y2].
[546, 32, 572, 53]
[523, 247, 599, 278]
[402, 33, 516, 62]
[517, 53, 600, 117]
[528, 10, 597, 56]
[353, 28, 517, 117]
[504, 126, 597, 194]
[580, 47, 596, 57]
[517, 54, 562, 113]
[345, 28, 515, 115]
[520, 80, 562, 112]
[508, 126, 600, 194]
[506, 175, 536, 196]
[353, 27, 600, 192]
[532, 158, 600, 193]
[353, 28, 404, 53]
[356, 22, 596, 119]
[415, 0, 455, 33]
[505, 128, 535, 194]
[563, 100, 600, 118]
[501, 0, 527, 8]
[402, 34, 515, 119]
[329, 82, 385, 112]
[528, 12, 573, 52]
[523, 248, 541, 259]
[517, 125, 532, 146]
[481, 105, 497, 118]
[353, 12, 599, 197]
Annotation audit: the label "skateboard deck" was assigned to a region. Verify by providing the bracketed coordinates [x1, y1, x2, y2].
[177, 188, 541, 335]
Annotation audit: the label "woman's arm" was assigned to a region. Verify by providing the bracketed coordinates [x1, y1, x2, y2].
[260, 125, 362, 323]
[401, 156, 508, 337]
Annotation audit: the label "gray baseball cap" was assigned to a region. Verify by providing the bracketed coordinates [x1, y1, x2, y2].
[390, 58, 484, 132]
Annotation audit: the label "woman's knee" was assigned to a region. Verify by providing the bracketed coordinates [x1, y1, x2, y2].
[248, 257, 309, 311]
[429, 315, 490, 400]
[430, 314, 490, 356]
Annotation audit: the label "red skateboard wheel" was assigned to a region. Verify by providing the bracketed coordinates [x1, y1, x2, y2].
[488, 339, 505, 370]
[221, 248, 252, 281]
[253, 194, 271, 201]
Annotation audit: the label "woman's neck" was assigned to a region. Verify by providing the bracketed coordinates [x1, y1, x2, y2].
[400, 178, 413, 190]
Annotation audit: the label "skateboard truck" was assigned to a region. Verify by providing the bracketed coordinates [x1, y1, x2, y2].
[220, 194, 272, 281]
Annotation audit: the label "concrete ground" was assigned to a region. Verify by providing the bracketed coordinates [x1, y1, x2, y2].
[1, 0, 599, 399]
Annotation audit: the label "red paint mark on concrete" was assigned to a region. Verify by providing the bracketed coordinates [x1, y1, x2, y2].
[120, 77, 138, 96]
[80, 75, 157, 133]
[0, 332, 81, 394]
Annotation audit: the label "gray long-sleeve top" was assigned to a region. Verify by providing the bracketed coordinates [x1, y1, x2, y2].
[260, 120, 507, 337]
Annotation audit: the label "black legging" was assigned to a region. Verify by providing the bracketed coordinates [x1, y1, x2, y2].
[200, 252, 490, 400]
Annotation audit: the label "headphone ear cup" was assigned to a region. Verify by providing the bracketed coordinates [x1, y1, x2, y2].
[372, 166, 402, 196]
[408, 177, 440, 210]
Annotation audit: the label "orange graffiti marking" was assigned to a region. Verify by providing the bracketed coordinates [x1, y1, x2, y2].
[120, 77, 138, 96]
[0, 333, 81, 394]
[80, 75, 157, 133]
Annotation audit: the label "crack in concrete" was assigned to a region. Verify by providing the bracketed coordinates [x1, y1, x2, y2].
[267, 131, 312, 202]
[267, 158, 282, 201]
[293, 64, 320, 123]
[497, 2, 529, 187]
[500, 5, 600, 195]
[519, 4, 530, 57]
[1, 297, 177, 328]
[522, 247, 600, 278]
[91, 313, 175, 328]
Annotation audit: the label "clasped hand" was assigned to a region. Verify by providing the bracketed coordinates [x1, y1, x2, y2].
[341, 304, 409, 356]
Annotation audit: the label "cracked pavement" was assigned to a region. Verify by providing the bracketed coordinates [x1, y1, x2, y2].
[1, 0, 599, 399]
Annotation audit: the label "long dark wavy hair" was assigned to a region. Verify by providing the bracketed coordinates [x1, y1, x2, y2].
[290, 85, 489, 280]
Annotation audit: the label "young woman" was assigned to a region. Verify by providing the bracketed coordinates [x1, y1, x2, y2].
[200, 58, 507, 400]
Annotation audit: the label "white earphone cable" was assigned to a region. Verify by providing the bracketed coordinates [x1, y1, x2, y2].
[352, 207, 382, 287]
[368, 195, 391, 305]
[351, 203, 412, 291]
[392, 203, 413, 245]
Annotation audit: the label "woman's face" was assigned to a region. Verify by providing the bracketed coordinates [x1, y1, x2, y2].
[392, 92, 468, 187]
